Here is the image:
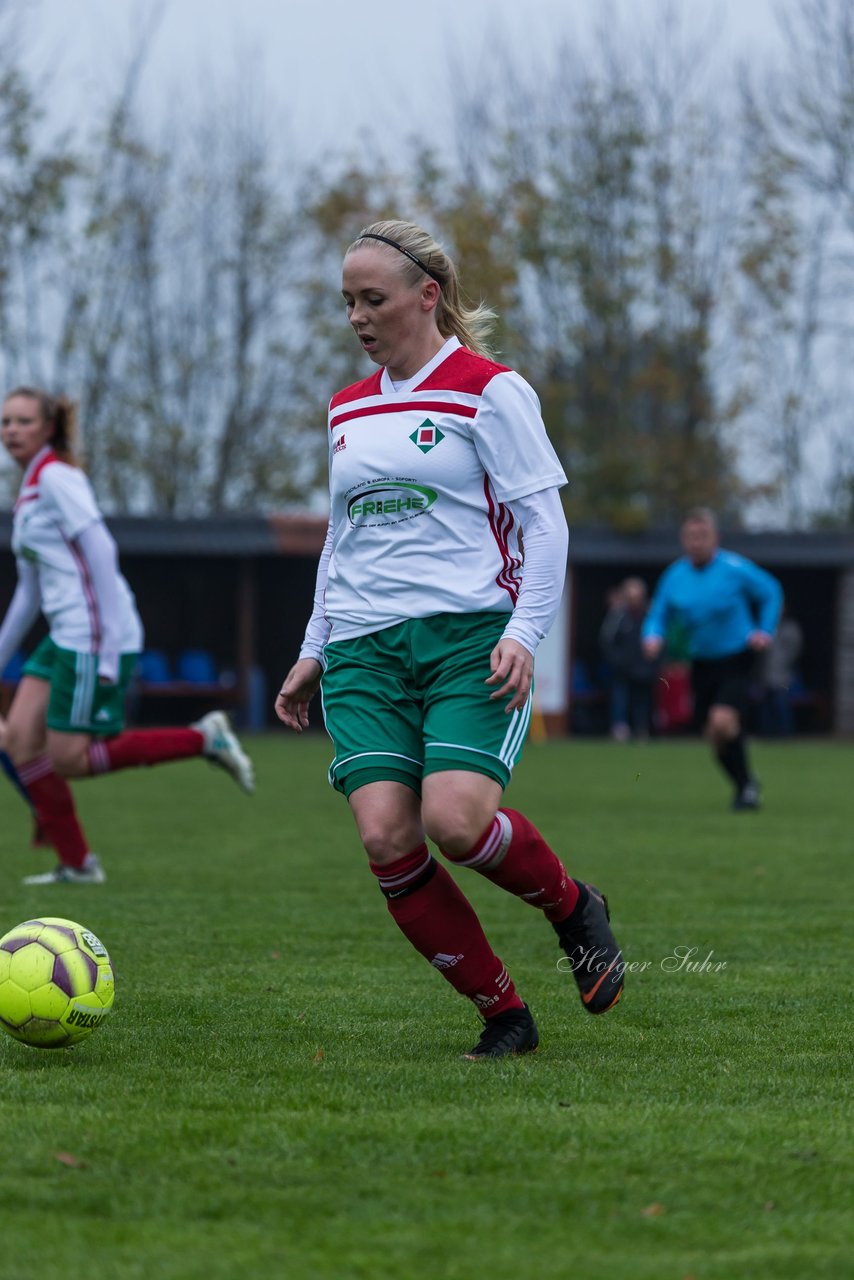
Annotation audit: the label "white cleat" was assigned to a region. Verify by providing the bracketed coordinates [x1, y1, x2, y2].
[192, 710, 255, 794]
[22, 854, 107, 886]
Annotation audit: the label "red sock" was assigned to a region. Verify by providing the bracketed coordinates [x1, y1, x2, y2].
[371, 844, 523, 1017]
[18, 757, 90, 869]
[88, 728, 204, 774]
[445, 808, 580, 924]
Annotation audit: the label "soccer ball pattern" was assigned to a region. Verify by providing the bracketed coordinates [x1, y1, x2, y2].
[0, 916, 115, 1049]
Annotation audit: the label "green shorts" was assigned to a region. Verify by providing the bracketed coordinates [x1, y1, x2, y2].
[23, 637, 139, 736]
[321, 611, 533, 798]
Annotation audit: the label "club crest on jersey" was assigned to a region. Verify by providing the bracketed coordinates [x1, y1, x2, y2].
[410, 419, 445, 453]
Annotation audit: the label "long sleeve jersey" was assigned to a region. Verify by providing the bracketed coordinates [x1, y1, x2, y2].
[0, 446, 143, 681]
[299, 336, 568, 660]
[642, 550, 782, 660]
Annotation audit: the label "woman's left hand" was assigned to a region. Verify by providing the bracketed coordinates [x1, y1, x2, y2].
[486, 638, 534, 714]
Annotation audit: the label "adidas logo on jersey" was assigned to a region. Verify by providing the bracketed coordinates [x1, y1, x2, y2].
[431, 952, 464, 970]
[333, 433, 346, 454]
[94, 707, 113, 722]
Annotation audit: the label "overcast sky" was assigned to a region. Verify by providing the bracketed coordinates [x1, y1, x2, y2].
[26, 0, 784, 159]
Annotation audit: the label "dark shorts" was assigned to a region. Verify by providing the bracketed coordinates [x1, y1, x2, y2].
[690, 650, 754, 727]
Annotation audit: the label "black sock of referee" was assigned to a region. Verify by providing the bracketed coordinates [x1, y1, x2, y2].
[716, 733, 751, 790]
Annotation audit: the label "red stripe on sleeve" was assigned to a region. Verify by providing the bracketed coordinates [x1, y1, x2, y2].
[483, 477, 521, 605]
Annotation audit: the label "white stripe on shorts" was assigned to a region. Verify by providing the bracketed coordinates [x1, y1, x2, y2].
[71, 651, 98, 727]
[428, 692, 534, 776]
[327, 750, 423, 784]
[499, 693, 533, 766]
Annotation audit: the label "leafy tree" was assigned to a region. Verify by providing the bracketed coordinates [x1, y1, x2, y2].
[0, 1, 77, 504]
[739, 0, 854, 525]
[1, 0, 850, 529]
[414, 17, 747, 528]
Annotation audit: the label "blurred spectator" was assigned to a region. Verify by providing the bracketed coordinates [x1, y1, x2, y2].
[599, 577, 658, 742]
[758, 607, 803, 737]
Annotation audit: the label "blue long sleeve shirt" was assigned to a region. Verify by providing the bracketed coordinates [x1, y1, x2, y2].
[642, 551, 783, 660]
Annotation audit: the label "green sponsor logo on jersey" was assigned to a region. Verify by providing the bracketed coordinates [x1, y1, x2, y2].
[410, 419, 445, 453]
[347, 482, 437, 527]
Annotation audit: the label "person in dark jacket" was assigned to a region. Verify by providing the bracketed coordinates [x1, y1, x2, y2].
[600, 577, 658, 742]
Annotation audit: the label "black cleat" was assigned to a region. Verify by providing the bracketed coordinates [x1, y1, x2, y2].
[462, 1003, 540, 1060]
[554, 881, 624, 1014]
[732, 781, 761, 811]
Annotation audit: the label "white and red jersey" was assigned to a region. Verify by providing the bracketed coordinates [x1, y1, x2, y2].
[11, 447, 143, 655]
[322, 337, 567, 644]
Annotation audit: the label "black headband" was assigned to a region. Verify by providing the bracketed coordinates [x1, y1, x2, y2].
[357, 232, 444, 285]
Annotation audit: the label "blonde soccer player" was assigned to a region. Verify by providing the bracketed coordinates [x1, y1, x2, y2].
[276, 220, 624, 1059]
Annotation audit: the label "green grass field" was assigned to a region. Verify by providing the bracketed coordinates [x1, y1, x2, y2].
[0, 736, 850, 1280]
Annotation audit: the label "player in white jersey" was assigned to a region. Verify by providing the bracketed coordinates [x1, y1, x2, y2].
[321, 337, 566, 644]
[276, 219, 624, 1060]
[0, 387, 254, 885]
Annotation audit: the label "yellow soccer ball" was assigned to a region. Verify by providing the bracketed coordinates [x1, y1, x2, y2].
[0, 916, 115, 1049]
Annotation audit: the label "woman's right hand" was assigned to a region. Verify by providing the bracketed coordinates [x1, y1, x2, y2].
[274, 658, 323, 733]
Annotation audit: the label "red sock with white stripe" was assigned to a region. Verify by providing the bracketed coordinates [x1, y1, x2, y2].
[444, 808, 579, 923]
[18, 757, 90, 869]
[370, 844, 524, 1016]
[88, 728, 204, 774]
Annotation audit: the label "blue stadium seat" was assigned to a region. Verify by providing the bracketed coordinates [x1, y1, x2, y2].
[1, 651, 26, 681]
[176, 649, 218, 684]
[571, 659, 594, 694]
[137, 650, 172, 683]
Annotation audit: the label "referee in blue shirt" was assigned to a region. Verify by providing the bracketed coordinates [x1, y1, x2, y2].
[642, 508, 783, 810]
